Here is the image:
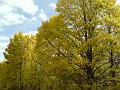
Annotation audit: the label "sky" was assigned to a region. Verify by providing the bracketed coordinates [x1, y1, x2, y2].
[0, 0, 120, 62]
[0, 0, 58, 61]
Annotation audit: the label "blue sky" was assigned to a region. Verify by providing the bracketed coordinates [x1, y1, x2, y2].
[0, 0, 58, 61]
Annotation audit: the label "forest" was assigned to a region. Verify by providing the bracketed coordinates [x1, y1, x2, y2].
[1, 0, 120, 90]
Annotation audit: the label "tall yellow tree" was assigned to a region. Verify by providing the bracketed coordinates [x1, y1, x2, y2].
[4, 32, 30, 90]
[56, 0, 120, 89]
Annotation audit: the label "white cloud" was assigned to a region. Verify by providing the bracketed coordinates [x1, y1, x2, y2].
[0, 29, 4, 32]
[0, 3, 13, 15]
[0, 48, 6, 61]
[0, 13, 28, 26]
[0, 50, 5, 61]
[0, 0, 40, 26]
[30, 17, 37, 21]
[38, 9, 48, 21]
[24, 30, 37, 35]
[0, 41, 9, 60]
[0, 2, 29, 26]
[0, 49, 5, 53]
[0, 49, 5, 56]
[0, 42, 9, 49]
[49, 3, 56, 10]
[3, 0, 39, 15]
[116, 0, 120, 4]
[0, 36, 9, 41]
[3, 12, 28, 25]
[0, 19, 10, 26]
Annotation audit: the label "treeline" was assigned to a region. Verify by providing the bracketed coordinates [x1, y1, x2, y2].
[1, 0, 120, 90]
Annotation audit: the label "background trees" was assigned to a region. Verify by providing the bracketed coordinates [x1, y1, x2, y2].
[3, 32, 33, 90]
[1, 0, 120, 90]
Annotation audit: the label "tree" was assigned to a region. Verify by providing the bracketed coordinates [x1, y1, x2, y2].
[101, 4, 120, 86]
[56, 0, 120, 89]
[4, 32, 30, 90]
[1, 0, 120, 90]
[0, 61, 8, 90]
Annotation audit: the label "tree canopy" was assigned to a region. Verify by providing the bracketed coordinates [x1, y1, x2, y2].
[1, 0, 120, 90]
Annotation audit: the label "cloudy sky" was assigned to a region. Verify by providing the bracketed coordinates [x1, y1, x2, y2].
[0, 0, 58, 61]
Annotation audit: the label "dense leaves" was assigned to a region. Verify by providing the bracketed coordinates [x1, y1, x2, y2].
[1, 0, 120, 90]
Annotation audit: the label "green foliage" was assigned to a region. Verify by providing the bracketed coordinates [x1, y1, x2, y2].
[1, 0, 120, 90]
